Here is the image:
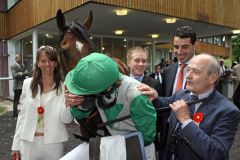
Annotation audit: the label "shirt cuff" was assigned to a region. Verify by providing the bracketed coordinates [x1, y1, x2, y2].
[181, 119, 193, 129]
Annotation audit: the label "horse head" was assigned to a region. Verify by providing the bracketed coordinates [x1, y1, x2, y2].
[56, 9, 129, 76]
[55, 9, 130, 140]
[56, 9, 95, 76]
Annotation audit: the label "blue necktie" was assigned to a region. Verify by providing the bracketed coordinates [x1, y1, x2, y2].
[135, 77, 141, 82]
[187, 95, 198, 117]
[175, 95, 198, 135]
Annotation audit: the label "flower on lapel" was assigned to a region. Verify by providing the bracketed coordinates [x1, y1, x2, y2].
[37, 106, 44, 115]
[193, 112, 204, 126]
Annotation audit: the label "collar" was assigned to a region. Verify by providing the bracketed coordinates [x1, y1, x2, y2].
[178, 61, 189, 66]
[130, 73, 144, 82]
[16, 62, 21, 68]
[190, 88, 214, 100]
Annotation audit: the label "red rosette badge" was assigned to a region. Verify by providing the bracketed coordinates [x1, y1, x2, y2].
[37, 106, 44, 115]
[193, 112, 204, 126]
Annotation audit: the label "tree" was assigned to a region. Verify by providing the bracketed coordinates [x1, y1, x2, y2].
[232, 35, 240, 63]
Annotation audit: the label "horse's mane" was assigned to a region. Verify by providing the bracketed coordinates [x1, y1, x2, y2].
[112, 57, 129, 75]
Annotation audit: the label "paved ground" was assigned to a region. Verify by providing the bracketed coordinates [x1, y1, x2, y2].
[0, 99, 81, 160]
[0, 99, 240, 160]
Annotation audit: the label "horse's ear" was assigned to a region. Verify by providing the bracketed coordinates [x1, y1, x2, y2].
[82, 10, 93, 31]
[56, 9, 66, 31]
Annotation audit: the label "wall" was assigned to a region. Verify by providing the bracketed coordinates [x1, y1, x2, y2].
[1, 0, 240, 40]
[0, 13, 6, 39]
[0, 40, 9, 97]
[94, 0, 240, 28]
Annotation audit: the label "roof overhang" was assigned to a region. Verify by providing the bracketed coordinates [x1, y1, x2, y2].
[36, 3, 234, 43]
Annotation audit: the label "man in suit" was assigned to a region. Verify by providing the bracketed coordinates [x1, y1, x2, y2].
[10, 54, 29, 118]
[126, 46, 164, 96]
[138, 54, 240, 160]
[231, 62, 240, 92]
[162, 26, 196, 97]
[126, 46, 164, 159]
[217, 58, 228, 93]
[149, 64, 162, 84]
[155, 26, 197, 158]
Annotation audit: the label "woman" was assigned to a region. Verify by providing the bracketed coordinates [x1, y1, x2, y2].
[11, 46, 73, 160]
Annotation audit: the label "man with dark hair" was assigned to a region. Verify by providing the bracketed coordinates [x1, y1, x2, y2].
[163, 26, 196, 96]
[159, 58, 165, 70]
[149, 64, 162, 84]
[10, 54, 29, 118]
[173, 57, 178, 63]
[158, 26, 197, 159]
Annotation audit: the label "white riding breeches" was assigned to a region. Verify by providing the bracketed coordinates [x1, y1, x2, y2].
[20, 136, 64, 160]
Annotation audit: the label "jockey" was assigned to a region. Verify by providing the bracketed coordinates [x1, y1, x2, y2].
[62, 53, 156, 160]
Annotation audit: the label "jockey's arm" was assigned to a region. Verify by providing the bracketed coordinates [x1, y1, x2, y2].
[130, 94, 157, 146]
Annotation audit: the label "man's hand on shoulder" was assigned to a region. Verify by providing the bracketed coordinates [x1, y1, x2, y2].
[137, 83, 158, 101]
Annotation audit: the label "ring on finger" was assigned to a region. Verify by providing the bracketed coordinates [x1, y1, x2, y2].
[71, 99, 74, 103]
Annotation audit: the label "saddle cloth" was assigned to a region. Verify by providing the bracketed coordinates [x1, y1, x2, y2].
[89, 131, 146, 160]
[60, 132, 146, 160]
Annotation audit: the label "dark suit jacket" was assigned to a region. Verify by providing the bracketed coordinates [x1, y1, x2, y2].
[10, 63, 29, 90]
[141, 75, 164, 97]
[155, 63, 178, 155]
[153, 89, 240, 160]
[149, 73, 154, 78]
[161, 63, 178, 96]
[149, 72, 162, 83]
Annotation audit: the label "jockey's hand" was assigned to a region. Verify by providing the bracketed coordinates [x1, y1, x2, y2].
[65, 87, 84, 107]
[11, 150, 21, 160]
[137, 83, 158, 101]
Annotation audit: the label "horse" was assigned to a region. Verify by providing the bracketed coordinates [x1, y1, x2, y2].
[56, 9, 129, 140]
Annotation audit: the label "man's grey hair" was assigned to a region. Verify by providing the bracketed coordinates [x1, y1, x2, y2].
[208, 56, 221, 77]
[197, 53, 221, 77]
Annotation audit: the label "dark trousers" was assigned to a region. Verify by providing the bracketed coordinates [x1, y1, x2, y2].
[155, 111, 170, 160]
[216, 77, 225, 94]
[13, 89, 22, 117]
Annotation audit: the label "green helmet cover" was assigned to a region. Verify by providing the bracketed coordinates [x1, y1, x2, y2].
[65, 53, 122, 95]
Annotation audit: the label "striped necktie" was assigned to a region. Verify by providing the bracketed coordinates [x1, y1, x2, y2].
[175, 95, 198, 135]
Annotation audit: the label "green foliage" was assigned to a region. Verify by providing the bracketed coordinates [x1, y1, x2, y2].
[232, 35, 240, 62]
[0, 106, 5, 115]
[224, 58, 232, 68]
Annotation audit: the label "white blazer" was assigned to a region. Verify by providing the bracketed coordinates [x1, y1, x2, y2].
[12, 78, 73, 150]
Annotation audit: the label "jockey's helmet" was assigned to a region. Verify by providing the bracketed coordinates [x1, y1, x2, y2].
[65, 53, 122, 95]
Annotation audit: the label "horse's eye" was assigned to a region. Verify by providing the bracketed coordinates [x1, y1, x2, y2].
[60, 48, 67, 53]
